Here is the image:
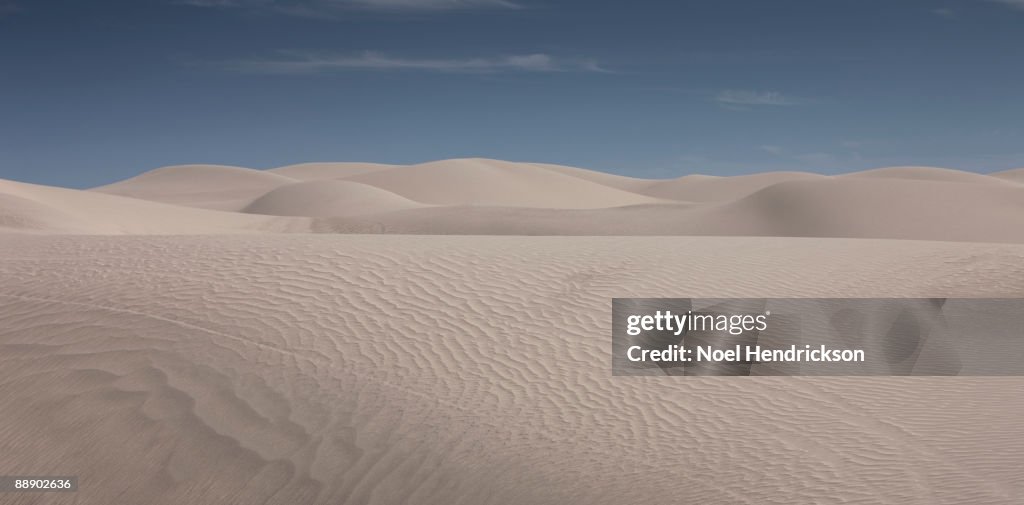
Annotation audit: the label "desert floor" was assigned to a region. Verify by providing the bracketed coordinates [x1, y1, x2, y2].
[1, 159, 1023, 504]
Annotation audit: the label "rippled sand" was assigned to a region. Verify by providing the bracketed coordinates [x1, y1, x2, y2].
[1, 234, 1022, 504]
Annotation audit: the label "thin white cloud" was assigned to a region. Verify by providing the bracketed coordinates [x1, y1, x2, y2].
[227, 51, 605, 73]
[931, 7, 955, 18]
[715, 90, 803, 107]
[989, 0, 1024, 11]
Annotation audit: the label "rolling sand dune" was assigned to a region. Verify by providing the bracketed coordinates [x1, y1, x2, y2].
[339, 158, 669, 208]
[635, 171, 825, 202]
[0, 178, 307, 234]
[0, 193, 98, 234]
[1, 159, 1023, 504]
[840, 165, 1010, 184]
[35, 159, 1012, 242]
[312, 173, 1024, 242]
[519, 161, 656, 192]
[686, 177, 1024, 242]
[243, 180, 426, 217]
[2, 160, 1022, 241]
[92, 164, 299, 211]
[991, 168, 1024, 183]
[1, 235, 1023, 505]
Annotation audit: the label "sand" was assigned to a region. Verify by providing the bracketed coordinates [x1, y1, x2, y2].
[1, 159, 1023, 504]
[2, 159, 1023, 242]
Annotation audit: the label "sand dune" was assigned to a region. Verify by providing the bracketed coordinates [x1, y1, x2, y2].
[635, 171, 825, 202]
[840, 165, 1009, 184]
[312, 175, 1024, 243]
[991, 168, 1024, 183]
[1, 159, 1021, 241]
[521, 161, 656, 191]
[338, 158, 669, 208]
[243, 180, 425, 217]
[92, 164, 299, 211]
[1, 234, 1022, 505]
[0, 193, 97, 234]
[2, 159, 1024, 504]
[0, 177, 307, 234]
[687, 177, 1024, 242]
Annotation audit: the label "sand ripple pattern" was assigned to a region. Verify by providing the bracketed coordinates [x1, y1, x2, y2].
[0, 235, 1023, 504]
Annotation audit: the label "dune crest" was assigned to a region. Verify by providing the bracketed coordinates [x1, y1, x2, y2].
[991, 168, 1024, 183]
[841, 166, 1010, 184]
[268, 162, 398, 181]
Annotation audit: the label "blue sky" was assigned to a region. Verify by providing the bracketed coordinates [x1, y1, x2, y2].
[2, 0, 1024, 187]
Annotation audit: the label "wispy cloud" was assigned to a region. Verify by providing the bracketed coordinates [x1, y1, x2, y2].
[931, 7, 955, 18]
[989, 0, 1024, 11]
[226, 51, 606, 73]
[716, 90, 811, 110]
[715, 89, 805, 108]
[175, 0, 520, 15]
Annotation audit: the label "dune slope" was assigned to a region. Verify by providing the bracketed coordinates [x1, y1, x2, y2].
[243, 180, 426, 217]
[0, 178, 308, 234]
[340, 158, 669, 208]
[991, 168, 1024, 183]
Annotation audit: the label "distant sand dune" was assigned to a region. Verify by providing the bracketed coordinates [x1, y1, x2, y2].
[0, 158, 1020, 242]
[523, 161, 655, 192]
[688, 177, 1024, 242]
[841, 166, 1012, 184]
[243, 180, 426, 217]
[991, 168, 1024, 183]
[339, 158, 670, 208]
[311, 172, 1024, 243]
[635, 171, 824, 202]
[92, 164, 299, 211]
[1, 177, 307, 234]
